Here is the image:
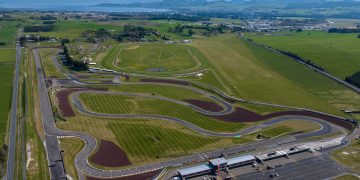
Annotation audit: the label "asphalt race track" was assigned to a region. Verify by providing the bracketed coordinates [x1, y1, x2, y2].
[31, 48, 354, 179]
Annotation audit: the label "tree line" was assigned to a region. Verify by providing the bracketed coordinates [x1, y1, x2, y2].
[24, 25, 55, 32]
[346, 71, 360, 88]
[62, 45, 88, 70]
[328, 28, 360, 33]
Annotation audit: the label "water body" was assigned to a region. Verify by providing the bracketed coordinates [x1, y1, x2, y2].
[0, 4, 170, 13]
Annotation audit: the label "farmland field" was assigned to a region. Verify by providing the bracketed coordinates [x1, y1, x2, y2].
[245, 31, 360, 79]
[0, 48, 15, 146]
[192, 35, 360, 116]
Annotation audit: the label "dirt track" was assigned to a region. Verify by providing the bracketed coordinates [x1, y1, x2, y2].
[56, 88, 107, 117]
[90, 140, 131, 168]
[210, 107, 354, 130]
[140, 78, 190, 86]
[184, 99, 224, 112]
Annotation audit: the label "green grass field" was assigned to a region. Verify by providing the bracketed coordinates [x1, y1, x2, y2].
[256, 120, 321, 139]
[101, 43, 207, 75]
[109, 84, 219, 103]
[38, 49, 67, 79]
[59, 138, 84, 180]
[57, 116, 252, 165]
[26, 21, 123, 39]
[0, 21, 19, 47]
[0, 48, 15, 146]
[79, 93, 247, 132]
[332, 140, 360, 172]
[245, 31, 360, 79]
[192, 34, 360, 116]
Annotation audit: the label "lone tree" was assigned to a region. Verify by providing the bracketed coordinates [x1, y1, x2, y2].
[188, 29, 193, 36]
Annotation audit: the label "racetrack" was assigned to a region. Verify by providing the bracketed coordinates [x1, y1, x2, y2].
[33, 48, 355, 179]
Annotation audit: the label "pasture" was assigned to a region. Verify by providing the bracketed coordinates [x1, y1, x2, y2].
[0, 49, 15, 146]
[26, 21, 123, 39]
[192, 34, 360, 116]
[0, 21, 19, 47]
[245, 31, 360, 79]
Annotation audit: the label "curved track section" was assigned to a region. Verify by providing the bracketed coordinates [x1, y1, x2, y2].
[71, 90, 334, 138]
[35, 49, 350, 179]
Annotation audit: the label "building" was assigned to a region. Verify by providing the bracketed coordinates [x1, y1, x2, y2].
[177, 155, 254, 179]
[227, 155, 255, 168]
[178, 164, 212, 179]
[256, 150, 288, 161]
[284, 145, 310, 155]
[209, 158, 228, 173]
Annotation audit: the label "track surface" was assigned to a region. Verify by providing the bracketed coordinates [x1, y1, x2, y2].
[32, 49, 351, 179]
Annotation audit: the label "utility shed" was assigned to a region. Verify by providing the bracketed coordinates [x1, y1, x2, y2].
[178, 164, 212, 179]
[227, 155, 255, 168]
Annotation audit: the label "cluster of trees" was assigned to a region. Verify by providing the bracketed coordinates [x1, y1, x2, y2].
[168, 24, 226, 36]
[115, 25, 159, 42]
[39, 15, 57, 20]
[0, 42, 6, 46]
[43, 21, 56, 25]
[82, 28, 111, 43]
[278, 50, 325, 71]
[19, 35, 55, 46]
[345, 71, 360, 88]
[328, 28, 360, 33]
[24, 25, 54, 32]
[149, 14, 209, 22]
[63, 46, 88, 70]
[0, 145, 8, 177]
[358, 34, 360, 38]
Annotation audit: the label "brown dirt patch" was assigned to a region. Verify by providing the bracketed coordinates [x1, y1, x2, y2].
[210, 107, 354, 131]
[56, 88, 107, 117]
[86, 170, 161, 180]
[90, 140, 131, 168]
[140, 78, 189, 86]
[184, 99, 223, 112]
[75, 75, 90, 79]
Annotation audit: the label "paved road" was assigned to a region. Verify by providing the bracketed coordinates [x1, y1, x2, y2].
[33, 49, 67, 179]
[71, 90, 336, 138]
[32, 49, 351, 179]
[51, 52, 350, 125]
[5, 45, 21, 180]
[71, 90, 234, 116]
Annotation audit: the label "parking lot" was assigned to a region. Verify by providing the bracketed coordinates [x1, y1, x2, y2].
[188, 151, 348, 180]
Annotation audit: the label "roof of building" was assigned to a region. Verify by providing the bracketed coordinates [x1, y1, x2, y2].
[256, 150, 287, 161]
[227, 155, 255, 165]
[178, 164, 211, 176]
[209, 158, 228, 166]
